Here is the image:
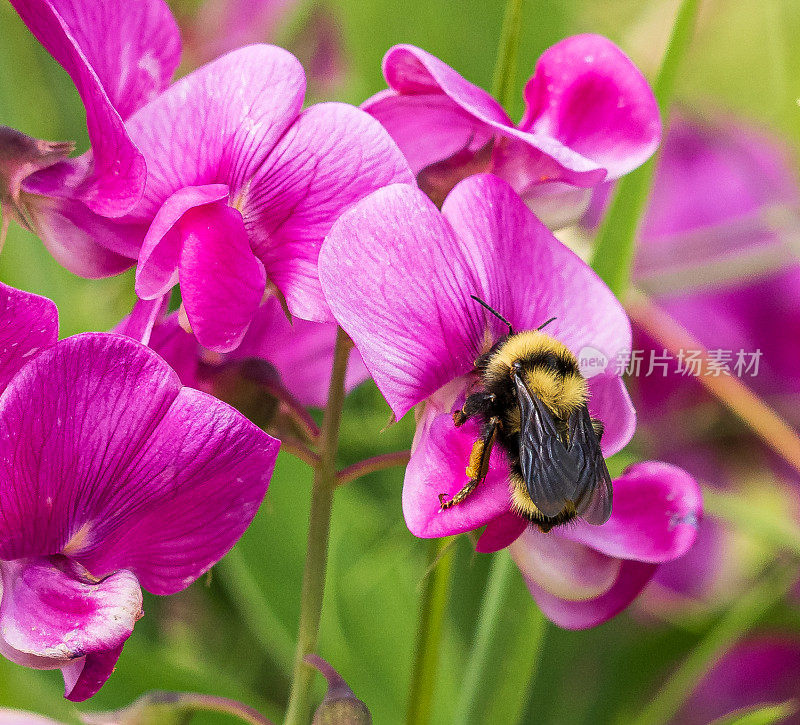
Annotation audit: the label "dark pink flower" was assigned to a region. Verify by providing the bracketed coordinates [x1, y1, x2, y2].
[319, 174, 635, 542]
[0, 283, 279, 701]
[363, 37, 660, 222]
[9, 0, 413, 352]
[674, 636, 800, 724]
[8, 0, 180, 276]
[510, 461, 701, 628]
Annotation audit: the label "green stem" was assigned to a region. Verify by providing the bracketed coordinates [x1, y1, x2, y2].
[626, 564, 796, 725]
[283, 328, 351, 725]
[590, 0, 699, 298]
[216, 547, 296, 674]
[452, 550, 544, 725]
[336, 450, 411, 487]
[491, 0, 524, 108]
[406, 537, 456, 725]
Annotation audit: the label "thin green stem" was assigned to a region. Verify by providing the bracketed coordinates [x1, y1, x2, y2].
[452, 549, 544, 725]
[626, 564, 796, 725]
[216, 547, 296, 674]
[491, 0, 524, 108]
[336, 450, 411, 487]
[590, 0, 699, 298]
[82, 691, 273, 725]
[406, 537, 456, 725]
[284, 328, 351, 725]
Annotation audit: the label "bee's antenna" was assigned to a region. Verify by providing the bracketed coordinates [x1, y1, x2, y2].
[537, 317, 557, 331]
[470, 295, 513, 335]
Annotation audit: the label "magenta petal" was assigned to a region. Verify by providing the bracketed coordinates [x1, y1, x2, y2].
[319, 184, 484, 417]
[519, 34, 660, 179]
[402, 411, 511, 538]
[62, 643, 124, 702]
[442, 174, 632, 365]
[586, 374, 636, 456]
[10, 1, 146, 215]
[362, 90, 496, 175]
[380, 45, 512, 127]
[563, 462, 702, 562]
[25, 194, 140, 278]
[232, 296, 369, 407]
[475, 512, 528, 553]
[0, 333, 279, 593]
[245, 102, 414, 322]
[0, 283, 58, 393]
[124, 45, 305, 219]
[178, 202, 266, 353]
[146, 315, 200, 388]
[0, 558, 140, 673]
[521, 558, 657, 629]
[36, 0, 181, 119]
[135, 184, 230, 299]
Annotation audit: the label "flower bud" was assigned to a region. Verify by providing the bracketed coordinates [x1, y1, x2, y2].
[306, 654, 372, 725]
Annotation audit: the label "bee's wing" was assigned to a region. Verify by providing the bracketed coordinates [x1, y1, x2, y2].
[513, 373, 580, 517]
[569, 405, 613, 525]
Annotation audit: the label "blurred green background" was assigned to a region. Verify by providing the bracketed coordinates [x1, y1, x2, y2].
[1, 0, 800, 722]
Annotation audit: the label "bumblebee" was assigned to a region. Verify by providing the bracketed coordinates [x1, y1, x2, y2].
[439, 296, 612, 532]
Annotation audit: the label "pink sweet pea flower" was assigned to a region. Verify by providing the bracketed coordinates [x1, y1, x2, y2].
[510, 461, 701, 628]
[130, 297, 368, 409]
[0, 283, 279, 701]
[6, 0, 180, 276]
[9, 0, 414, 353]
[319, 173, 635, 543]
[363, 36, 660, 223]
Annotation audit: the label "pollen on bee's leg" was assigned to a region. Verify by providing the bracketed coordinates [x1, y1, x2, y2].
[465, 438, 486, 480]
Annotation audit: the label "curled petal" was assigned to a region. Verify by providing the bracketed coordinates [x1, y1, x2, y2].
[519, 34, 661, 179]
[403, 411, 511, 538]
[517, 554, 657, 629]
[513, 527, 622, 601]
[135, 184, 230, 299]
[0, 558, 140, 700]
[0, 283, 58, 393]
[0, 333, 279, 594]
[178, 202, 266, 352]
[319, 184, 484, 418]
[113, 295, 169, 346]
[245, 102, 414, 322]
[563, 462, 702, 562]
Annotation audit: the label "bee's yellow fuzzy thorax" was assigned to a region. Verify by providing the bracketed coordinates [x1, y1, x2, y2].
[484, 331, 588, 418]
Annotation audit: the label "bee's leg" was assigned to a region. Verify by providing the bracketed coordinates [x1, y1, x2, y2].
[439, 417, 500, 509]
[453, 391, 496, 427]
[591, 418, 604, 441]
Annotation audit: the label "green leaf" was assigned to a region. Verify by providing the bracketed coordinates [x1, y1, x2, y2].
[710, 700, 799, 725]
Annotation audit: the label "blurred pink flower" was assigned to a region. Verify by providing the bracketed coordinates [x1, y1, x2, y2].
[363, 36, 660, 223]
[0, 283, 279, 700]
[319, 174, 635, 541]
[510, 462, 701, 629]
[674, 636, 800, 724]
